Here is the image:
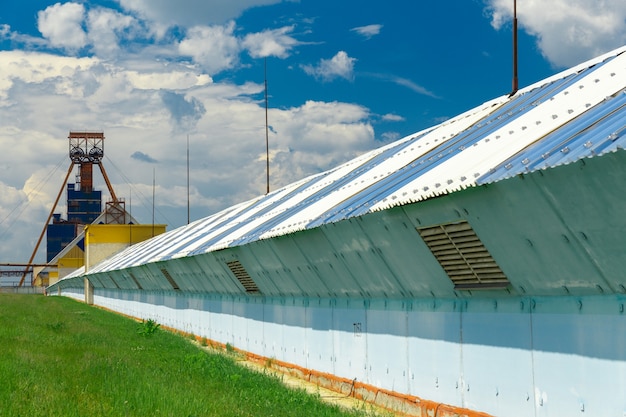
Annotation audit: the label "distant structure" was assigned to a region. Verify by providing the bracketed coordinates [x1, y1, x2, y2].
[47, 132, 106, 262]
[48, 47, 626, 416]
[24, 131, 166, 287]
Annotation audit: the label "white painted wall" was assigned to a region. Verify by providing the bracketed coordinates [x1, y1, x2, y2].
[56, 288, 626, 417]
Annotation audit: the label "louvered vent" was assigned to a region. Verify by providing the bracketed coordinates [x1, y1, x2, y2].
[226, 260, 260, 293]
[160, 268, 180, 290]
[418, 221, 510, 290]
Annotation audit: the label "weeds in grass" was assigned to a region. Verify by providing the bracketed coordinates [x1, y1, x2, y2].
[46, 321, 65, 332]
[225, 342, 235, 353]
[137, 318, 160, 336]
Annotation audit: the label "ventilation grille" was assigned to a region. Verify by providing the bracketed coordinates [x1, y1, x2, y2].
[160, 268, 180, 290]
[418, 221, 510, 290]
[226, 260, 260, 293]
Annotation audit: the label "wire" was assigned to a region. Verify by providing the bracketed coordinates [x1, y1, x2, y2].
[103, 155, 174, 226]
[0, 155, 67, 240]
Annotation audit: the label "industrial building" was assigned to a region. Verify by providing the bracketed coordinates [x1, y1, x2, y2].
[37, 131, 166, 287]
[48, 46, 626, 416]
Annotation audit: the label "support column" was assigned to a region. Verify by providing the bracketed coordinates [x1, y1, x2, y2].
[84, 278, 94, 305]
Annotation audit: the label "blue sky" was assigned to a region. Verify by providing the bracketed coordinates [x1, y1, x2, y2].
[0, 0, 625, 265]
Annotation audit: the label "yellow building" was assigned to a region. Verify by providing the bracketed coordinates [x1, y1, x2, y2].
[84, 224, 166, 272]
[40, 205, 166, 285]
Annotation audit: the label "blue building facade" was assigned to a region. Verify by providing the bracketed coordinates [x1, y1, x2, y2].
[46, 183, 101, 262]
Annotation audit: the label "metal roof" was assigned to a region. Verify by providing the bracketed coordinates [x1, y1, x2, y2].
[86, 45, 626, 275]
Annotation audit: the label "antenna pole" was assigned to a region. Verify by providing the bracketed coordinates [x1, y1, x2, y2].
[264, 58, 270, 194]
[152, 168, 155, 237]
[511, 0, 519, 94]
[187, 134, 190, 224]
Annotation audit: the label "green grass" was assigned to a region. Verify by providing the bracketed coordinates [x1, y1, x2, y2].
[0, 294, 375, 417]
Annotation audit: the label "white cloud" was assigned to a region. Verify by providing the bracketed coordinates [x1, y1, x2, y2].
[37, 2, 88, 51]
[351, 24, 383, 40]
[0, 24, 48, 49]
[179, 23, 303, 72]
[117, 0, 283, 28]
[390, 76, 439, 98]
[178, 22, 241, 74]
[243, 25, 300, 58]
[0, 50, 100, 101]
[86, 8, 139, 58]
[381, 113, 404, 122]
[302, 51, 356, 82]
[381, 131, 400, 142]
[361, 72, 438, 98]
[0, 24, 9, 38]
[485, 0, 626, 68]
[0, 49, 380, 263]
[124, 70, 212, 90]
[267, 100, 374, 185]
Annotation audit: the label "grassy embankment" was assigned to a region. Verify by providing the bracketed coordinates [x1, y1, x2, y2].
[0, 294, 376, 417]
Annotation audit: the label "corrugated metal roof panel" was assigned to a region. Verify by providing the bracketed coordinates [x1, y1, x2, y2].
[370, 49, 626, 212]
[257, 96, 509, 238]
[477, 90, 626, 184]
[74, 45, 626, 275]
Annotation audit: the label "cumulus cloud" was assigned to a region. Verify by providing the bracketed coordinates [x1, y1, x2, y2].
[124, 71, 212, 90]
[179, 23, 303, 72]
[301, 51, 356, 82]
[267, 100, 374, 184]
[0, 47, 381, 262]
[37, 2, 88, 51]
[484, 0, 626, 68]
[86, 8, 139, 58]
[0, 51, 100, 101]
[351, 24, 383, 40]
[117, 0, 283, 29]
[0, 2, 393, 264]
[178, 22, 241, 74]
[160, 91, 206, 131]
[242, 25, 300, 58]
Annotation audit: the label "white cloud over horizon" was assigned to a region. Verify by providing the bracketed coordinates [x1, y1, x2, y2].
[0, 0, 623, 266]
[485, 0, 626, 68]
[0, 44, 377, 262]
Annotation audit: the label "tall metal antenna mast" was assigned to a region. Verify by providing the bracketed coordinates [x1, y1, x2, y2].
[264, 58, 270, 194]
[511, 0, 519, 95]
[152, 168, 155, 237]
[187, 134, 190, 224]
